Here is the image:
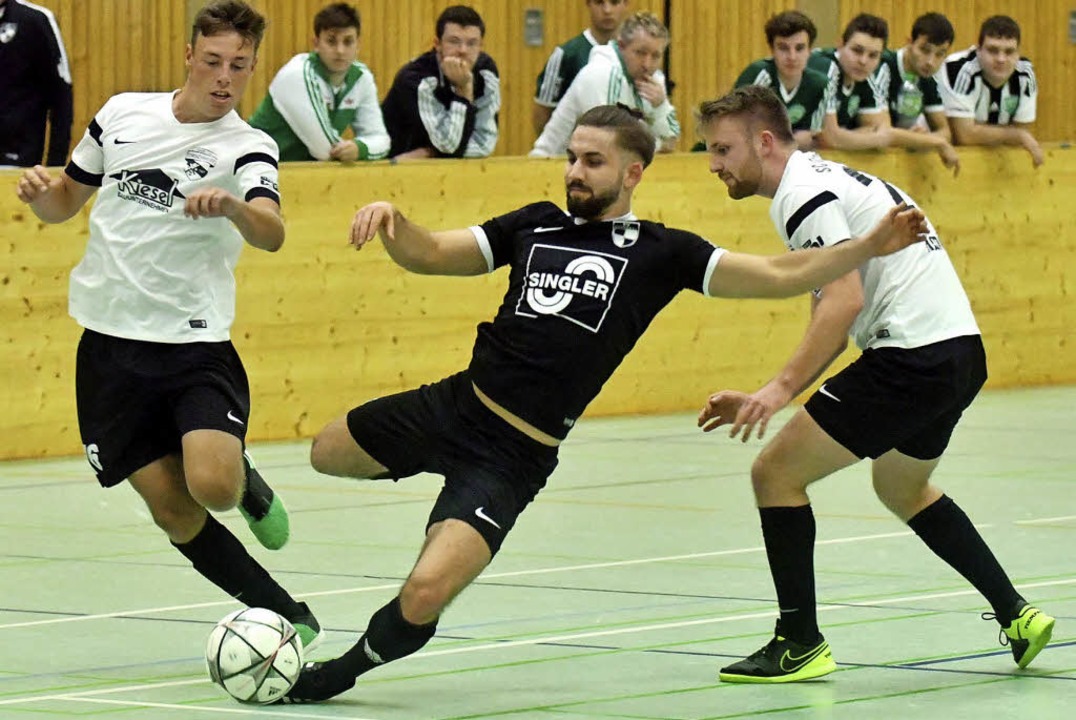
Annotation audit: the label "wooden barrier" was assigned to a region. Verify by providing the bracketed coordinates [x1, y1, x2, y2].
[2, 145, 1073, 460]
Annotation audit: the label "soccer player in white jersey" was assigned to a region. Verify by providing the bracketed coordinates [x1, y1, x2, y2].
[530, 12, 680, 157]
[696, 85, 1054, 683]
[275, 104, 927, 704]
[938, 15, 1042, 167]
[14, 0, 323, 649]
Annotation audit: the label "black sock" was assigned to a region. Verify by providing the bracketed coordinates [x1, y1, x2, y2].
[339, 596, 438, 677]
[908, 494, 1025, 625]
[760, 505, 820, 644]
[172, 514, 302, 619]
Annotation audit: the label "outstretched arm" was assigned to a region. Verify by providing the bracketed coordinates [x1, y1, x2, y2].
[699, 272, 862, 441]
[349, 201, 488, 276]
[706, 203, 926, 298]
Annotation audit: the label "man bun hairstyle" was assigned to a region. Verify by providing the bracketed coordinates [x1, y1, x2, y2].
[574, 104, 656, 168]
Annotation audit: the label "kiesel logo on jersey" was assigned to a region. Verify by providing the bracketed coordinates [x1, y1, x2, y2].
[109, 169, 186, 212]
[518, 244, 626, 332]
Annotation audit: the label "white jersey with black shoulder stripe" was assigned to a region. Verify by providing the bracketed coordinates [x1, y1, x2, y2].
[769, 151, 979, 350]
[65, 92, 280, 343]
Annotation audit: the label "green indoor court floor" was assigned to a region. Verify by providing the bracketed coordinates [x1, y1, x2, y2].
[1, 386, 1073, 719]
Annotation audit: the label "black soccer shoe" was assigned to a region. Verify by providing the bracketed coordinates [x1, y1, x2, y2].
[278, 660, 356, 704]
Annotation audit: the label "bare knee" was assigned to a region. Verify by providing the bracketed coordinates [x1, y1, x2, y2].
[184, 458, 243, 512]
[145, 498, 206, 542]
[310, 418, 386, 479]
[399, 573, 450, 625]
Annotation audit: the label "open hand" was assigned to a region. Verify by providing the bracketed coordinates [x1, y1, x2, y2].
[350, 201, 396, 249]
[868, 202, 928, 256]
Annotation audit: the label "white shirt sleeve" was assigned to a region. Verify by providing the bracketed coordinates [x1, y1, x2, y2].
[464, 69, 500, 158]
[351, 72, 390, 159]
[936, 65, 978, 119]
[1014, 62, 1037, 124]
[267, 56, 339, 160]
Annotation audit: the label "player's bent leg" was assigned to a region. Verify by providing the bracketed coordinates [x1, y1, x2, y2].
[128, 454, 207, 543]
[871, 451, 942, 521]
[181, 429, 244, 511]
[283, 520, 491, 704]
[875, 451, 1048, 667]
[310, 416, 390, 479]
[723, 410, 857, 684]
[750, 409, 859, 508]
[182, 428, 290, 550]
[129, 453, 318, 645]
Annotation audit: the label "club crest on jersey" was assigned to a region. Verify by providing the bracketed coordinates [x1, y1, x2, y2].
[787, 104, 806, 124]
[518, 244, 627, 332]
[846, 95, 861, 117]
[109, 169, 186, 212]
[0, 23, 16, 44]
[184, 146, 218, 179]
[611, 220, 640, 248]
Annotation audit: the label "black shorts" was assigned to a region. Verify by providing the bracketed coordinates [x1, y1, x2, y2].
[804, 335, 987, 461]
[346, 371, 559, 556]
[75, 329, 251, 487]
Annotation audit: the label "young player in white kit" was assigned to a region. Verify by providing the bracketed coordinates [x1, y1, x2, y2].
[696, 84, 1054, 683]
[14, 0, 322, 649]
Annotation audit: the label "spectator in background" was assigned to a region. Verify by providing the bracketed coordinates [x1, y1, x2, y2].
[938, 15, 1042, 167]
[869, 12, 960, 174]
[532, 0, 630, 137]
[249, 3, 389, 162]
[531, 12, 680, 157]
[380, 5, 499, 161]
[808, 13, 890, 152]
[734, 11, 830, 151]
[0, 0, 73, 168]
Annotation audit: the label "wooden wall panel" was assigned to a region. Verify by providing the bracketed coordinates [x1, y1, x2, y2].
[31, 0, 1073, 163]
[2, 146, 1073, 460]
[667, 0, 794, 150]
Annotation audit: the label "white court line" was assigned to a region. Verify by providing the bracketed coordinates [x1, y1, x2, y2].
[1016, 515, 1076, 525]
[0, 528, 920, 631]
[5, 576, 1074, 711]
[60, 696, 378, 719]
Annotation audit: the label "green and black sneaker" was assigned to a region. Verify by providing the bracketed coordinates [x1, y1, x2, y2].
[720, 622, 836, 683]
[238, 450, 290, 550]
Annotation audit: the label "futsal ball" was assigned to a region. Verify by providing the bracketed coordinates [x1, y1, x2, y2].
[206, 607, 303, 704]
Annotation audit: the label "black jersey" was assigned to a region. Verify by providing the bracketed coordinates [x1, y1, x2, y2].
[467, 201, 722, 440]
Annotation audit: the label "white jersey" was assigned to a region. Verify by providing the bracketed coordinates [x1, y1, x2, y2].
[530, 44, 680, 157]
[66, 92, 280, 343]
[937, 46, 1037, 125]
[769, 151, 979, 351]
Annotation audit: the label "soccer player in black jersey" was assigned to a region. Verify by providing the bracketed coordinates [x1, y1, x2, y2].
[281, 104, 928, 703]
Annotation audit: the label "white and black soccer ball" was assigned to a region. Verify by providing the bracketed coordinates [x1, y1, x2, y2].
[206, 607, 303, 704]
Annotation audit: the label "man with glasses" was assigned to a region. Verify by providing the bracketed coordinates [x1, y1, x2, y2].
[380, 5, 499, 160]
